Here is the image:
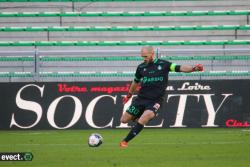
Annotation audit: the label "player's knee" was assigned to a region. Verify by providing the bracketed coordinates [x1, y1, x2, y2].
[138, 111, 155, 125]
[120, 117, 129, 124]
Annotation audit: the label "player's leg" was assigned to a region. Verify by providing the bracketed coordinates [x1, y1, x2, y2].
[138, 102, 160, 125]
[120, 110, 154, 148]
[120, 111, 136, 124]
[120, 102, 160, 148]
[119, 110, 136, 148]
[120, 102, 143, 148]
[137, 109, 156, 125]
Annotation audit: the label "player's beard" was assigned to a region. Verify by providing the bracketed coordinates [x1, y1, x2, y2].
[144, 57, 154, 64]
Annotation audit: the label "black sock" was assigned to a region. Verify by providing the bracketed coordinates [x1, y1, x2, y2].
[124, 122, 144, 142]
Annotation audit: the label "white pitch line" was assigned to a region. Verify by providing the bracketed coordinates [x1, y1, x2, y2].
[0, 141, 247, 147]
[241, 129, 250, 132]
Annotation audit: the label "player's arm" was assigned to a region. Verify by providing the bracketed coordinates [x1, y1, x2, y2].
[123, 81, 139, 104]
[170, 63, 204, 73]
[128, 80, 139, 94]
[123, 67, 142, 104]
[127, 80, 139, 96]
[180, 64, 204, 72]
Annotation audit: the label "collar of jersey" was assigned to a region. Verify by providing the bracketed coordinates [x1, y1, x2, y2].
[153, 58, 158, 64]
[142, 58, 159, 67]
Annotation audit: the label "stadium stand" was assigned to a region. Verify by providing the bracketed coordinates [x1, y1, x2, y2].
[0, 0, 250, 82]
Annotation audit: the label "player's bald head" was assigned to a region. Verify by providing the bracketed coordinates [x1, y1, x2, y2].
[141, 46, 154, 54]
[141, 46, 155, 64]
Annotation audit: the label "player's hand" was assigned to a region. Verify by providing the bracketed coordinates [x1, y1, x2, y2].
[123, 93, 132, 104]
[192, 64, 204, 72]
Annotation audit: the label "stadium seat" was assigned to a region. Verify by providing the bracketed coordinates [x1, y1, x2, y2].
[0, 0, 250, 81]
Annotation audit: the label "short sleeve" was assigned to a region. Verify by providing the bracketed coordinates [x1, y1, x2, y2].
[134, 66, 142, 83]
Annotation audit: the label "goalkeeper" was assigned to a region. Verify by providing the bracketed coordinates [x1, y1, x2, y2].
[120, 46, 204, 148]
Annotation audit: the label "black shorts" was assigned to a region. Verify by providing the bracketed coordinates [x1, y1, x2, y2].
[126, 97, 161, 119]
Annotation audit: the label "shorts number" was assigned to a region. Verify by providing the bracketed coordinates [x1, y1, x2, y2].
[128, 106, 139, 115]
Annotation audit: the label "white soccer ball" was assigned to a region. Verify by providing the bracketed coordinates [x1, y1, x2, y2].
[88, 133, 103, 147]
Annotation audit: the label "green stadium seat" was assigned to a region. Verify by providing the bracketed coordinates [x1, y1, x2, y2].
[0, 0, 236, 2]
[0, 10, 249, 17]
[1, 71, 250, 78]
[1, 25, 249, 32]
[0, 40, 249, 46]
[1, 55, 249, 62]
[0, 0, 249, 81]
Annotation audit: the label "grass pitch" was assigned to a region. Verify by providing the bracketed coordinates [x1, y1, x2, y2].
[0, 128, 250, 167]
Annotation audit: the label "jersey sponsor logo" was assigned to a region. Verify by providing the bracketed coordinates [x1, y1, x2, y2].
[142, 76, 163, 84]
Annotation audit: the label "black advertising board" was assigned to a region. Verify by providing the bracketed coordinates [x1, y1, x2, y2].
[0, 80, 249, 130]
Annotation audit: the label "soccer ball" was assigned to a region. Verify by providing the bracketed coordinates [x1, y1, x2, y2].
[88, 133, 103, 147]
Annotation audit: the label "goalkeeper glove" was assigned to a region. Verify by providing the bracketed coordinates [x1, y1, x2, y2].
[192, 64, 204, 72]
[123, 93, 132, 104]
